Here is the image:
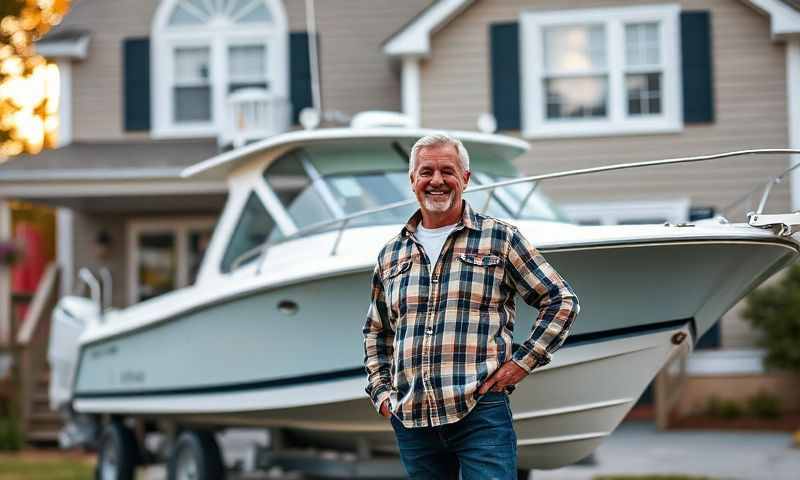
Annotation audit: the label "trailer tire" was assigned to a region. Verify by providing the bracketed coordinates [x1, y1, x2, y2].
[167, 430, 226, 480]
[95, 422, 139, 480]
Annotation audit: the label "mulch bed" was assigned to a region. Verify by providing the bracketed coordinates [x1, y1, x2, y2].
[666, 413, 800, 431]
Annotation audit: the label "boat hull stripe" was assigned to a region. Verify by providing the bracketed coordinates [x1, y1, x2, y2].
[73, 318, 689, 399]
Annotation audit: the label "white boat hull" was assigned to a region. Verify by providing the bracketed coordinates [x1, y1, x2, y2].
[64, 234, 798, 469]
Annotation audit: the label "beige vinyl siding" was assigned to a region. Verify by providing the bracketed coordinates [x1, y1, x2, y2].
[420, 0, 790, 216]
[56, 0, 431, 141]
[420, 0, 791, 349]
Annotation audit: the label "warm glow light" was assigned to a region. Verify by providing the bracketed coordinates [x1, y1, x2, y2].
[1, 0, 71, 156]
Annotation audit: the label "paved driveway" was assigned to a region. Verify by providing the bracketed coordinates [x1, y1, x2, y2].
[138, 422, 800, 480]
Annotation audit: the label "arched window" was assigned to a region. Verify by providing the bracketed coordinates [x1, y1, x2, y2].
[152, 0, 288, 138]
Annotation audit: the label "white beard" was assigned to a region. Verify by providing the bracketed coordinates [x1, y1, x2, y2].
[423, 190, 455, 213]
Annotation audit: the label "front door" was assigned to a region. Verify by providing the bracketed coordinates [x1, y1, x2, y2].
[127, 217, 216, 304]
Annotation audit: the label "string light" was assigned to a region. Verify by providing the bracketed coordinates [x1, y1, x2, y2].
[0, 0, 71, 159]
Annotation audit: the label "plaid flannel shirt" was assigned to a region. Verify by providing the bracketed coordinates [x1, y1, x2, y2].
[362, 201, 580, 428]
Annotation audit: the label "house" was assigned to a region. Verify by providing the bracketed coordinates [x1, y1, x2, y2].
[0, 0, 798, 443]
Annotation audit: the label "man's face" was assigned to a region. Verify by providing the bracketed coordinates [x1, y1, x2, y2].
[410, 143, 470, 217]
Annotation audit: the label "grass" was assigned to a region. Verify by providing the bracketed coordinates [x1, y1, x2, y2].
[0, 456, 94, 480]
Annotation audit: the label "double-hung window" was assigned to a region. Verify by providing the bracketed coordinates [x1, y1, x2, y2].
[521, 4, 681, 138]
[152, 0, 287, 138]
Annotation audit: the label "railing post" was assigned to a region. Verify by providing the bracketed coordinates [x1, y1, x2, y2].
[331, 218, 350, 256]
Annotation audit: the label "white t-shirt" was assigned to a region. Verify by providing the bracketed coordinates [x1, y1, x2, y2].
[416, 222, 458, 266]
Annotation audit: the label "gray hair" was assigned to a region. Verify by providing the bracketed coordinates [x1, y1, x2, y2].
[408, 133, 470, 175]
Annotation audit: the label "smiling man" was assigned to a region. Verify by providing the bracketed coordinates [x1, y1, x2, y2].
[362, 133, 580, 479]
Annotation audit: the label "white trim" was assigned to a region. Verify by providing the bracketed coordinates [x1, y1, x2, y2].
[521, 4, 682, 139]
[401, 57, 421, 126]
[384, 0, 476, 57]
[560, 199, 690, 226]
[0, 163, 181, 178]
[36, 34, 90, 59]
[0, 201, 10, 346]
[686, 348, 766, 376]
[788, 40, 800, 211]
[0, 168, 185, 181]
[56, 208, 74, 297]
[151, 0, 289, 140]
[55, 60, 72, 147]
[0, 180, 227, 198]
[743, 0, 800, 37]
[127, 217, 217, 305]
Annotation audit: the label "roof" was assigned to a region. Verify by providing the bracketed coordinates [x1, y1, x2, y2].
[384, 0, 800, 56]
[35, 28, 90, 59]
[0, 139, 219, 181]
[181, 127, 530, 180]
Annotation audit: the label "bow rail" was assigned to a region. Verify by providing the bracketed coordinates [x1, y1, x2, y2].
[229, 148, 800, 271]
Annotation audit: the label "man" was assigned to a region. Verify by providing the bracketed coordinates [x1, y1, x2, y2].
[362, 133, 580, 479]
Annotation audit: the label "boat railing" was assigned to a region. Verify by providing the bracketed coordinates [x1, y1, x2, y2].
[230, 148, 800, 271]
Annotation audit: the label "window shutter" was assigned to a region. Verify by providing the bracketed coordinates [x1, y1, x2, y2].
[290, 32, 314, 125]
[490, 23, 521, 131]
[123, 37, 151, 131]
[681, 11, 714, 124]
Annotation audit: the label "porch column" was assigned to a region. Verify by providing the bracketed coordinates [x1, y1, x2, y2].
[56, 208, 74, 297]
[0, 200, 11, 347]
[401, 56, 421, 127]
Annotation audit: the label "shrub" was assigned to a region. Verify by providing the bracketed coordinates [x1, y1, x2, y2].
[0, 414, 23, 451]
[704, 395, 742, 419]
[743, 263, 800, 372]
[746, 390, 781, 419]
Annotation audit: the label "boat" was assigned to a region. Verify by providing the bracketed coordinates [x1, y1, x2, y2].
[47, 118, 800, 478]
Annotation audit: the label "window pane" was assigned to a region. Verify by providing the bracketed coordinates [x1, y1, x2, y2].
[137, 233, 176, 301]
[625, 22, 660, 67]
[174, 86, 212, 122]
[229, 45, 266, 81]
[545, 76, 608, 119]
[544, 24, 606, 73]
[236, 2, 273, 23]
[188, 229, 213, 284]
[263, 152, 333, 229]
[221, 192, 275, 272]
[169, 4, 205, 26]
[626, 73, 661, 116]
[175, 47, 210, 83]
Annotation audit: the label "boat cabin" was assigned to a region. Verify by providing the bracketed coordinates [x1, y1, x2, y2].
[181, 128, 569, 283]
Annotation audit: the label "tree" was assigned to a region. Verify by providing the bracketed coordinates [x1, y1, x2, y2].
[0, 0, 71, 156]
[743, 262, 800, 372]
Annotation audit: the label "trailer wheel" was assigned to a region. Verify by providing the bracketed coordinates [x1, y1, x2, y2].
[167, 430, 226, 480]
[95, 422, 139, 480]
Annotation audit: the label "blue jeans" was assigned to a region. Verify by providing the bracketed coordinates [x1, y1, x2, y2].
[389, 391, 517, 479]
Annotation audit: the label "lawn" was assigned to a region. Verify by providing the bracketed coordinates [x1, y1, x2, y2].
[0, 454, 94, 480]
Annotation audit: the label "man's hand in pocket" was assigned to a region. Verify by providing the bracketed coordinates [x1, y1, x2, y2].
[380, 399, 391, 418]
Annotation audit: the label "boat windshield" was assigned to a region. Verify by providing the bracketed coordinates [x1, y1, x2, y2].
[261, 139, 569, 237]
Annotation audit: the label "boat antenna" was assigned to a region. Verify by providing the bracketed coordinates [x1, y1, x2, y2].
[305, 0, 322, 114]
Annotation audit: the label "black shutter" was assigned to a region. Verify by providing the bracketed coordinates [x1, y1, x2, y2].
[123, 38, 151, 131]
[681, 11, 714, 124]
[490, 23, 521, 131]
[290, 32, 314, 124]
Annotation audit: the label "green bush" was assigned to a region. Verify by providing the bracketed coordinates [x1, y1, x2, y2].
[0, 414, 23, 451]
[704, 395, 742, 419]
[743, 262, 800, 372]
[747, 390, 781, 419]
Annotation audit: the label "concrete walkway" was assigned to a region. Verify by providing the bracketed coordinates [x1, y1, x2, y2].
[138, 422, 800, 480]
[531, 421, 800, 480]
